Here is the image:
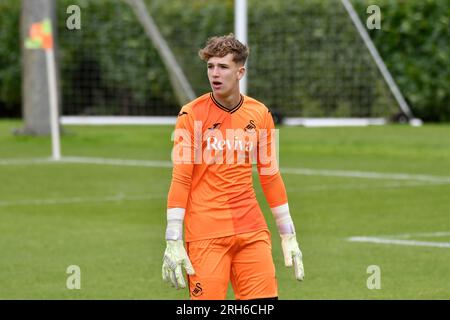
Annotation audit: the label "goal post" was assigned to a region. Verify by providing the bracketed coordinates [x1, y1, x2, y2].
[234, 0, 248, 95]
[55, 0, 420, 127]
[126, 0, 195, 106]
[233, 0, 418, 127]
[340, 0, 415, 121]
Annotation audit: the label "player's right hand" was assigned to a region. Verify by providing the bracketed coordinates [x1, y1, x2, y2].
[162, 240, 195, 289]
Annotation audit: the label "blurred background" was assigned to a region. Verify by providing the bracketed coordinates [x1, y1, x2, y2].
[1, 0, 448, 122]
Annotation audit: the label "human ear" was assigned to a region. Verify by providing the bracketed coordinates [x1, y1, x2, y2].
[237, 66, 246, 80]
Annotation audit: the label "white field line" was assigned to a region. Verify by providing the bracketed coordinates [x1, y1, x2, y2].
[0, 157, 173, 168]
[348, 231, 450, 248]
[287, 180, 449, 193]
[358, 231, 450, 239]
[0, 158, 59, 166]
[0, 194, 164, 207]
[62, 156, 174, 168]
[2, 156, 450, 184]
[347, 236, 450, 248]
[280, 167, 450, 183]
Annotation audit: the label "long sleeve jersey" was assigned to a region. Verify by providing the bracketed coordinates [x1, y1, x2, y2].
[167, 93, 288, 242]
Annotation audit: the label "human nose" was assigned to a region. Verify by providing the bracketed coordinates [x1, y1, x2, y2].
[211, 66, 219, 77]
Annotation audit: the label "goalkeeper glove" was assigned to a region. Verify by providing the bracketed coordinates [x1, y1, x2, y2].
[162, 240, 195, 289]
[281, 234, 304, 281]
[162, 208, 195, 289]
[271, 203, 305, 281]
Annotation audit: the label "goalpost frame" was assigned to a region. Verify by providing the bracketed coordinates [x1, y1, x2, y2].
[61, 0, 422, 127]
[126, 0, 196, 106]
[235, 0, 248, 95]
[340, 0, 416, 121]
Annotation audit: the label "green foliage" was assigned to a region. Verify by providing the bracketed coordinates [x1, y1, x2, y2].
[148, 0, 234, 100]
[0, 1, 21, 116]
[58, 0, 177, 115]
[353, 0, 450, 121]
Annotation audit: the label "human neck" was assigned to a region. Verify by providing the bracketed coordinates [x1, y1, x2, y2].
[212, 91, 242, 110]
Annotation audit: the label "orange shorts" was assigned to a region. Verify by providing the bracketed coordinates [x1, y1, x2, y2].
[186, 229, 278, 300]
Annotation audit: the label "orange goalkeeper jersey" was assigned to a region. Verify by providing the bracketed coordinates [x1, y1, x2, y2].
[167, 93, 288, 242]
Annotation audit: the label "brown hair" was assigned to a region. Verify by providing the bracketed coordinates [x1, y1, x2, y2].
[198, 33, 249, 65]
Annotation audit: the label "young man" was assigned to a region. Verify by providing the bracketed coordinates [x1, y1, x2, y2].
[162, 34, 304, 300]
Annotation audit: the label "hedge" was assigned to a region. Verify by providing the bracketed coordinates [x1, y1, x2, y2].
[353, 0, 450, 121]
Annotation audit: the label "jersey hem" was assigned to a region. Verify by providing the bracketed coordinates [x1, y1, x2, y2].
[185, 226, 269, 243]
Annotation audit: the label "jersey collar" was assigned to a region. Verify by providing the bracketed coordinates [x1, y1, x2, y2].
[210, 93, 244, 114]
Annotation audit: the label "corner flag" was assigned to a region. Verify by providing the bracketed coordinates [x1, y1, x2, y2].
[24, 18, 61, 160]
[25, 19, 54, 50]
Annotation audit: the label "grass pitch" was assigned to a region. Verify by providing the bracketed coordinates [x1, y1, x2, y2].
[0, 120, 449, 299]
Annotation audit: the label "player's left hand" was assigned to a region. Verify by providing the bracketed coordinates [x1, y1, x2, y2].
[280, 234, 304, 281]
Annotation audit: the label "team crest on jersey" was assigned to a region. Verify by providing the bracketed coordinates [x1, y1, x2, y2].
[244, 120, 256, 132]
[208, 122, 221, 130]
[191, 282, 203, 297]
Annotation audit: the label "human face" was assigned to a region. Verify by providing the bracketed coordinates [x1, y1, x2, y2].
[207, 53, 245, 98]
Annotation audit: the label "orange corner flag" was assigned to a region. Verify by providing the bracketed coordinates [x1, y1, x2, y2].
[25, 19, 53, 50]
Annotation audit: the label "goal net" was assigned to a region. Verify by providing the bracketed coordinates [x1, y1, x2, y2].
[57, 0, 411, 125]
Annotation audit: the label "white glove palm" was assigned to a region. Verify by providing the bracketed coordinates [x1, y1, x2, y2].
[162, 240, 195, 289]
[281, 234, 304, 281]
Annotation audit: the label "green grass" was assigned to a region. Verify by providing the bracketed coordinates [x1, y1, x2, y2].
[1, 119, 450, 299]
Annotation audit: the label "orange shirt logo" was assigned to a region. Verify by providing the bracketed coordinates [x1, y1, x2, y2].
[171, 121, 277, 172]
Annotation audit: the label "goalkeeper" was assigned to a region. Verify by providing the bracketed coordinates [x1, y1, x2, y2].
[162, 34, 304, 300]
